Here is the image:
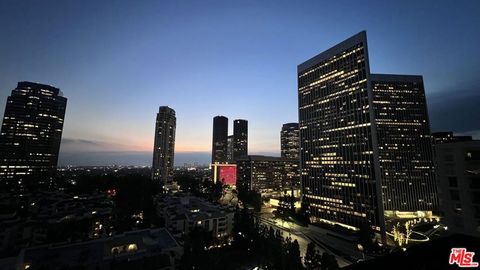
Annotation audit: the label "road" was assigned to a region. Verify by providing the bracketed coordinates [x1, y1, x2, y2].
[256, 215, 354, 268]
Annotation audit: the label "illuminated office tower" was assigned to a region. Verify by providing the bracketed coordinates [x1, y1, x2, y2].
[298, 31, 438, 237]
[233, 119, 248, 160]
[281, 123, 300, 159]
[212, 116, 228, 163]
[371, 74, 437, 215]
[298, 31, 385, 234]
[0, 81, 67, 191]
[152, 106, 176, 186]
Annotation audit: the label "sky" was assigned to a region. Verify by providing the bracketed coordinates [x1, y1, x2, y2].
[0, 0, 479, 166]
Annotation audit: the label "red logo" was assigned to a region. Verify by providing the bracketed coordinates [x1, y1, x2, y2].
[449, 248, 479, 268]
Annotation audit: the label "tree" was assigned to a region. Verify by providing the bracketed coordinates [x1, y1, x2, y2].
[358, 223, 375, 251]
[180, 227, 214, 270]
[320, 252, 339, 270]
[285, 239, 303, 270]
[305, 242, 321, 269]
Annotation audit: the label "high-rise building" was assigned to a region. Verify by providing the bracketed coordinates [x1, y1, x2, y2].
[236, 155, 298, 196]
[434, 140, 480, 237]
[233, 119, 248, 160]
[298, 31, 384, 233]
[0, 82, 67, 191]
[298, 31, 437, 236]
[432, 132, 473, 145]
[152, 106, 176, 186]
[281, 123, 300, 159]
[371, 74, 437, 214]
[227, 135, 234, 162]
[211, 116, 228, 163]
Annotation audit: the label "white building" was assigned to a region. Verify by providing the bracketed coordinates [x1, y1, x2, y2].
[156, 193, 234, 238]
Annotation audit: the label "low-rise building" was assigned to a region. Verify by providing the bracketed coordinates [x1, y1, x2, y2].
[4, 228, 182, 270]
[155, 193, 234, 238]
[0, 191, 114, 256]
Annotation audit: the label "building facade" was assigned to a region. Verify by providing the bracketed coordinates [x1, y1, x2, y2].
[297, 31, 437, 236]
[152, 106, 176, 186]
[432, 132, 473, 145]
[371, 74, 437, 215]
[281, 123, 300, 159]
[236, 155, 299, 196]
[227, 135, 234, 162]
[211, 116, 228, 163]
[0, 82, 67, 191]
[233, 119, 248, 160]
[298, 31, 384, 232]
[155, 193, 234, 238]
[13, 228, 182, 270]
[434, 140, 480, 237]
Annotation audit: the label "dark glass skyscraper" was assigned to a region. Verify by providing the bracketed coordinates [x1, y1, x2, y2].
[152, 106, 176, 186]
[281, 123, 300, 159]
[212, 116, 228, 163]
[233, 119, 248, 160]
[298, 31, 437, 237]
[0, 81, 67, 191]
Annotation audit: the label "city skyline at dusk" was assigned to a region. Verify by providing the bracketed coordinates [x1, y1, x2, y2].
[1, 0, 479, 166]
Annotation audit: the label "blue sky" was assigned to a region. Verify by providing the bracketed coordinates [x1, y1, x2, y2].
[0, 0, 479, 166]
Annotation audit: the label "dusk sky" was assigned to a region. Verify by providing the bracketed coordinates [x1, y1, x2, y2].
[1, 0, 479, 166]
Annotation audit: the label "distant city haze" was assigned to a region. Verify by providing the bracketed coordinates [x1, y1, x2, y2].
[1, 1, 479, 165]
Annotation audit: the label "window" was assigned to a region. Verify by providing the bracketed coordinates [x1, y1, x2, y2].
[453, 203, 462, 213]
[450, 190, 460, 201]
[444, 154, 454, 162]
[473, 191, 480, 204]
[445, 165, 456, 175]
[448, 177, 458, 187]
[466, 151, 480, 161]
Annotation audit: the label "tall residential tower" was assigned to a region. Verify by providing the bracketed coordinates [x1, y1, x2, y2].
[0, 82, 67, 191]
[152, 106, 176, 186]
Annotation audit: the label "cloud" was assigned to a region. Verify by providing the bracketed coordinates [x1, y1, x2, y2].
[427, 84, 480, 133]
[60, 137, 135, 152]
[457, 129, 480, 140]
[62, 138, 101, 145]
[58, 151, 212, 167]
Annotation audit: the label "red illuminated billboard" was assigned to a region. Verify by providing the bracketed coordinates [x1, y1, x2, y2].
[218, 165, 237, 185]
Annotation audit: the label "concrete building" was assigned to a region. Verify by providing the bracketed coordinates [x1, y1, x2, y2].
[434, 140, 480, 237]
[236, 155, 299, 196]
[9, 228, 182, 270]
[155, 193, 234, 238]
[371, 74, 437, 216]
[298, 31, 437, 237]
[152, 106, 176, 186]
[432, 132, 473, 145]
[0, 191, 114, 255]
